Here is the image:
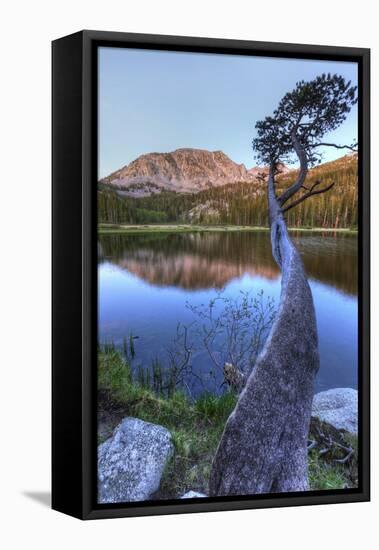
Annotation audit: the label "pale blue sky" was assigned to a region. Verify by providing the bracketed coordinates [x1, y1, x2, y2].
[98, 47, 358, 179]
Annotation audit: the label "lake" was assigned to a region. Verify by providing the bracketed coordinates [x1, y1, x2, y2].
[98, 230, 358, 396]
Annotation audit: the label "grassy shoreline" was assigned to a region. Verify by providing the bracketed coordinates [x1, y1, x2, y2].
[98, 348, 357, 498]
[98, 223, 357, 235]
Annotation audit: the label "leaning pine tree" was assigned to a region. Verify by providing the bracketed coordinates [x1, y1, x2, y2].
[209, 74, 357, 495]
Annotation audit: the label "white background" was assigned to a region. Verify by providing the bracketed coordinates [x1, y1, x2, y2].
[0, 1, 376, 548]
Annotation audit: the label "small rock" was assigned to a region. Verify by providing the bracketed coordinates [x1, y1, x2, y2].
[312, 388, 358, 434]
[180, 491, 207, 499]
[98, 417, 174, 503]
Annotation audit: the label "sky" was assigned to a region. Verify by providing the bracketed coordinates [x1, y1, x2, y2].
[98, 47, 358, 179]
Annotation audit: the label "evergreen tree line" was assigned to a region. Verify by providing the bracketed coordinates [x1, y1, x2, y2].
[98, 157, 357, 229]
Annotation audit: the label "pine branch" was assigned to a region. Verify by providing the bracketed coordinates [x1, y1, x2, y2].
[282, 181, 336, 213]
[313, 142, 358, 151]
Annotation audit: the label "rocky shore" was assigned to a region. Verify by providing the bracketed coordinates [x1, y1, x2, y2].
[98, 386, 358, 503]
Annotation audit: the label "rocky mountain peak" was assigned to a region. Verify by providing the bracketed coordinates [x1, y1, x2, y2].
[100, 148, 266, 196]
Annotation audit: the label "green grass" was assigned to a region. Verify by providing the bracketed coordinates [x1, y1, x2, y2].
[98, 348, 357, 497]
[98, 223, 269, 234]
[308, 451, 348, 490]
[98, 348, 236, 496]
[308, 429, 358, 491]
[98, 223, 357, 235]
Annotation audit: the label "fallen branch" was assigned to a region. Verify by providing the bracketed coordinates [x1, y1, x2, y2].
[334, 448, 354, 464]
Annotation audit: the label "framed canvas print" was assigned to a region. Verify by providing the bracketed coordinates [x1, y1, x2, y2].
[52, 30, 370, 520]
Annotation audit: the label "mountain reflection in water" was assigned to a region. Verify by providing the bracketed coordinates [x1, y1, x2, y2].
[98, 231, 357, 296]
[98, 230, 358, 394]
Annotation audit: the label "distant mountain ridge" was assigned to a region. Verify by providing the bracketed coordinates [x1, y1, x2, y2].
[98, 152, 358, 229]
[100, 148, 291, 196]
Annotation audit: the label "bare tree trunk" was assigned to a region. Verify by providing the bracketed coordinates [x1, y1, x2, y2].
[209, 166, 320, 496]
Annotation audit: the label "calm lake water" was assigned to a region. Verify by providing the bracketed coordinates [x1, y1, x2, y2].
[98, 230, 357, 396]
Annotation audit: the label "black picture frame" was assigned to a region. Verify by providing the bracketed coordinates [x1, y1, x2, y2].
[52, 30, 370, 520]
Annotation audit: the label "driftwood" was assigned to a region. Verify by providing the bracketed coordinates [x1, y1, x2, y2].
[209, 163, 320, 495]
[308, 416, 355, 465]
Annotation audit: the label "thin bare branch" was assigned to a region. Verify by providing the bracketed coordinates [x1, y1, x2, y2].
[314, 142, 358, 152]
[307, 439, 317, 451]
[334, 448, 354, 464]
[282, 181, 335, 213]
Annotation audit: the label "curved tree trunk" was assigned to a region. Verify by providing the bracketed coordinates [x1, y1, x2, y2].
[209, 166, 320, 496]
